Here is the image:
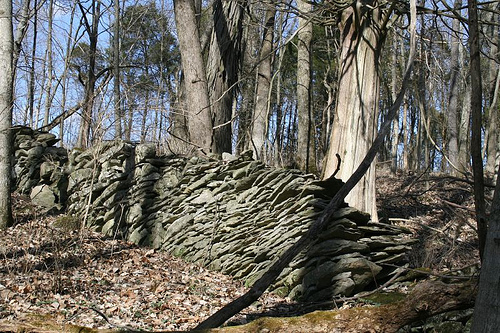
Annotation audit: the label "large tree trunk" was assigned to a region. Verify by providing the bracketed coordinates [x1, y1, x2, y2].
[0, 0, 13, 230]
[296, 0, 316, 173]
[468, 0, 487, 260]
[207, 0, 245, 154]
[322, 2, 382, 220]
[173, 0, 213, 153]
[472, 158, 500, 330]
[250, 4, 275, 160]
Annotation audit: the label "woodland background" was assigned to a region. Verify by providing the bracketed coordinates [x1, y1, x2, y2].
[1, 0, 500, 331]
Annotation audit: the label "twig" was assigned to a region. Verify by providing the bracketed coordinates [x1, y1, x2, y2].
[440, 198, 476, 213]
[381, 263, 479, 280]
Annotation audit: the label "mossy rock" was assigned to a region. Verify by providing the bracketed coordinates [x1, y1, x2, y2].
[52, 215, 81, 231]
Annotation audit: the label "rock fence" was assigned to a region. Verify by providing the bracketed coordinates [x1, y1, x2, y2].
[12, 126, 416, 301]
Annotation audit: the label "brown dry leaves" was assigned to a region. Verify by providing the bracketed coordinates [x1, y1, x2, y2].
[0, 195, 292, 331]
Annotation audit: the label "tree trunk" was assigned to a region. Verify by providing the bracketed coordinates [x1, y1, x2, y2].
[296, 0, 316, 173]
[27, 0, 37, 128]
[250, 4, 275, 160]
[0, 0, 13, 230]
[76, 0, 100, 148]
[459, 80, 471, 172]
[174, 0, 212, 153]
[390, 35, 399, 173]
[207, 0, 245, 154]
[446, 0, 461, 175]
[322, 2, 383, 220]
[113, 0, 122, 139]
[468, 0, 487, 260]
[43, 0, 54, 127]
[471, 151, 500, 331]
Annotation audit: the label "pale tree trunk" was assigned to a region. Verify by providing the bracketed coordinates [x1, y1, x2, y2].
[113, 0, 121, 139]
[0, 0, 13, 230]
[296, 0, 316, 173]
[174, 0, 212, 153]
[459, 79, 471, 171]
[43, 0, 54, 127]
[236, 4, 258, 154]
[446, 0, 461, 175]
[401, 102, 409, 171]
[27, 0, 37, 127]
[390, 35, 399, 172]
[59, 1, 77, 146]
[140, 91, 149, 143]
[207, 0, 245, 154]
[250, 4, 275, 160]
[12, 0, 29, 73]
[484, 4, 500, 175]
[322, 2, 383, 220]
[485, 68, 500, 175]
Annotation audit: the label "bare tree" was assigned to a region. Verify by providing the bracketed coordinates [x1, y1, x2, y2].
[113, 0, 122, 139]
[76, 0, 101, 148]
[173, 0, 212, 153]
[250, 3, 275, 160]
[0, 0, 13, 230]
[206, 0, 246, 154]
[322, 0, 390, 220]
[296, 0, 316, 173]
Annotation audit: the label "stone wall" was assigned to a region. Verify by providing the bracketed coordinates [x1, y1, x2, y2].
[12, 127, 416, 301]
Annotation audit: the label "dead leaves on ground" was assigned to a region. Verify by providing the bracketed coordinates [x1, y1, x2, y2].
[0, 210, 291, 331]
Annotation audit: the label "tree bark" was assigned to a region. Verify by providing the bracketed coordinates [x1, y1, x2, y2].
[471, 153, 500, 331]
[207, 0, 245, 154]
[250, 4, 275, 160]
[76, 0, 100, 148]
[173, 0, 213, 153]
[390, 35, 399, 173]
[468, 0, 487, 260]
[27, 0, 37, 128]
[322, 1, 383, 220]
[0, 0, 13, 230]
[113, 0, 122, 139]
[43, 0, 54, 127]
[446, 0, 461, 175]
[296, 0, 316, 173]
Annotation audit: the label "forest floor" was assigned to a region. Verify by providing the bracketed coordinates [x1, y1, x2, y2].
[0, 169, 481, 331]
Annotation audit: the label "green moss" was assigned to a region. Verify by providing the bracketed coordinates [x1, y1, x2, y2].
[52, 215, 81, 231]
[271, 286, 290, 298]
[395, 267, 432, 282]
[360, 291, 406, 305]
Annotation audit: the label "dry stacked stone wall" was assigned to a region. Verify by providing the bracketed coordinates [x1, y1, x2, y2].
[12, 127, 416, 301]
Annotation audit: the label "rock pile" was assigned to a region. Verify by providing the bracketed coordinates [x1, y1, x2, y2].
[12, 126, 68, 210]
[12, 128, 417, 301]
